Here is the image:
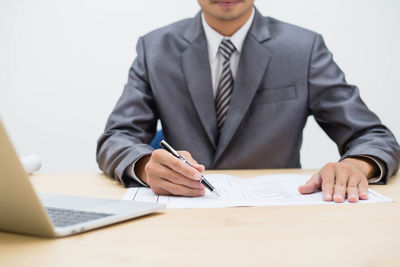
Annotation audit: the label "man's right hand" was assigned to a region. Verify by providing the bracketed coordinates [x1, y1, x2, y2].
[135, 150, 206, 197]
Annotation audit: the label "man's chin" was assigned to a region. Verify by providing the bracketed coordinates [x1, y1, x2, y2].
[211, 12, 243, 22]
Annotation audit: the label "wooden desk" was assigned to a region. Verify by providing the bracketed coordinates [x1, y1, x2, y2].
[1, 169, 399, 267]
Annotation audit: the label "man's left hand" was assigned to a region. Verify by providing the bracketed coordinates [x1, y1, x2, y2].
[298, 158, 377, 203]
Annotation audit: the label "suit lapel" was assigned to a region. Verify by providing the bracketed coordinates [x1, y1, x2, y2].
[213, 10, 272, 165]
[181, 13, 218, 149]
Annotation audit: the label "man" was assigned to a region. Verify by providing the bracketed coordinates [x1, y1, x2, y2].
[97, 0, 400, 203]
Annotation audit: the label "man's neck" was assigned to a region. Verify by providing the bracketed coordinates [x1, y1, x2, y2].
[202, 8, 253, 37]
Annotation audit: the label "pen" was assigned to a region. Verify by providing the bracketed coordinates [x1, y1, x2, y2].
[160, 140, 220, 197]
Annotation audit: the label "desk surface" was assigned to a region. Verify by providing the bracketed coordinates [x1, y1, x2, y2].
[1, 169, 399, 267]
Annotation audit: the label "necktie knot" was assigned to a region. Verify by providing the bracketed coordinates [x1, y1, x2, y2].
[218, 39, 236, 61]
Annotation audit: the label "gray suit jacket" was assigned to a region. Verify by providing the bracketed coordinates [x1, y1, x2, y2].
[97, 9, 400, 187]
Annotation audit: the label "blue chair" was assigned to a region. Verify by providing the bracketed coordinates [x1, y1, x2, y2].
[150, 130, 163, 149]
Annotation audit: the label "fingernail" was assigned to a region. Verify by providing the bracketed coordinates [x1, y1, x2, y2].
[334, 195, 344, 202]
[193, 173, 202, 180]
[349, 194, 357, 200]
[323, 194, 332, 201]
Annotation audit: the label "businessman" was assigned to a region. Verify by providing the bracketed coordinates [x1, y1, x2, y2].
[97, 0, 400, 203]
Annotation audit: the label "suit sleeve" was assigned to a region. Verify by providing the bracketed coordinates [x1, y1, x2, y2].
[96, 37, 157, 187]
[308, 34, 400, 183]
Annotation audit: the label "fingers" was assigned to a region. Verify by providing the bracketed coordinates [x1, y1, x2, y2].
[346, 176, 359, 203]
[179, 151, 205, 173]
[298, 173, 321, 194]
[342, 172, 369, 203]
[149, 150, 202, 179]
[358, 178, 369, 200]
[153, 179, 205, 197]
[320, 163, 335, 202]
[332, 163, 349, 203]
[145, 149, 206, 197]
[317, 162, 369, 203]
[158, 150, 202, 181]
[158, 163, 205, 189]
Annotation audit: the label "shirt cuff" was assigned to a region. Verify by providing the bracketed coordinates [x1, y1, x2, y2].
[351, 155, 386, 184]
[125, 157, 149, 187]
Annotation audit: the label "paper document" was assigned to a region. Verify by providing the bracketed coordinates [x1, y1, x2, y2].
[122, 174, 392, 209]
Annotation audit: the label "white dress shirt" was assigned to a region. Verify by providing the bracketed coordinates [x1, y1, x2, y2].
[202, 8, 255, 95]
[126, 8, 384, 185]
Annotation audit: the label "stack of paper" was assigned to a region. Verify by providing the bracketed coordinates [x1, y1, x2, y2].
[123, 174, 391, 209]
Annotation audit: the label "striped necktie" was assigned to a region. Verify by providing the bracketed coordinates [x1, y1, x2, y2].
[215, 39, 236, 133]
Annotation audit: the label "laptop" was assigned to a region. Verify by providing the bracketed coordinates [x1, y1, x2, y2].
[0, 120, 165, 237]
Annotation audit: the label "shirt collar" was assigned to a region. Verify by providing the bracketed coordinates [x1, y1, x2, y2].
[201, 7, 255, 63]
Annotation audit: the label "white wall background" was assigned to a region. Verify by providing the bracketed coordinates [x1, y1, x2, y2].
[1, 0, 399, 174]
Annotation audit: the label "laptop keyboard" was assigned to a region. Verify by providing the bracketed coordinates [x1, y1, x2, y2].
[46, 207, 113, 227]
